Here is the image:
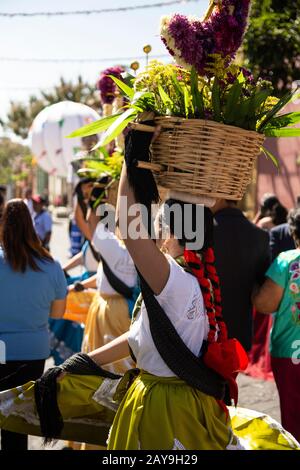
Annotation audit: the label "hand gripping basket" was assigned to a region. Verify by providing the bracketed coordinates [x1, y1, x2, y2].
[136, 117, 265, 200]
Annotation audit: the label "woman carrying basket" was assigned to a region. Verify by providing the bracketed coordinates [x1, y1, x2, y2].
[0, 130, 300, 450]
[79, 183, 139, 377]
[80, 127, 247, 449]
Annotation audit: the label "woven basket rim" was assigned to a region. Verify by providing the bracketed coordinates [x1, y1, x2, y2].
[153, 115, 265, 140]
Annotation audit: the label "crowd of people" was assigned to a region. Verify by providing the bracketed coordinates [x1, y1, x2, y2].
[0, 143, 300, 450]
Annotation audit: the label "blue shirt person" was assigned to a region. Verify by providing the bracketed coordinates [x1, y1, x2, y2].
[0, 249, 67, 360]
[0, 199, 67, 450]
[32, 195, 52, 249]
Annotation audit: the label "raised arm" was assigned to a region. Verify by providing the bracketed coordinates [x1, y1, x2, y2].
[117, 163, 170, 295]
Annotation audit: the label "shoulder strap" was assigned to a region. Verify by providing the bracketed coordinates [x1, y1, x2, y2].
[139, 275, 226, 400]
[89, 241, 134, 299]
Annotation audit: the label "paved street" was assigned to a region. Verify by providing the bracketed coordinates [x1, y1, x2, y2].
[26, 217, 280, 449]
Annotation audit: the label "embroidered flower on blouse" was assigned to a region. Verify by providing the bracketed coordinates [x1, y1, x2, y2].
[289, 282, 299, 294]
[290, 262, 300, 272]
[186, 291, 203, 320]
[291, 272, 300, 280]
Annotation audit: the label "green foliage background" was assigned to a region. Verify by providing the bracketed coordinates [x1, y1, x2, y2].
[244, 0, 300, 96]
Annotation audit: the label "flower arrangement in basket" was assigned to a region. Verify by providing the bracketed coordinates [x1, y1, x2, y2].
[71, 66, 128, 207]
[69, 0, 300, 200]
[73, 147, 123, 207]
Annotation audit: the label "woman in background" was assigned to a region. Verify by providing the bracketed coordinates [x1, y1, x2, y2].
[0, 200, 67, 450]
[253, 208, 300, 442]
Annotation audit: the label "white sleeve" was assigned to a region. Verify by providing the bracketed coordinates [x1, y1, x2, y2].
[155, 255, 206, 324]
[92, 222, 130, 270]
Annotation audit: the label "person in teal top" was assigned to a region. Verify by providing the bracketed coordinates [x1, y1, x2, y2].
[253, 208, 300, 443]
[267, 250, 300, 358]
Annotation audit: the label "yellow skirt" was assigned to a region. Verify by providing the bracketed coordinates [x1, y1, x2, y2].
[0, 372, 299, 450]
[82, 292, 134, 376]
[79, 292, 134, 449]
[108, 372, 233, 450]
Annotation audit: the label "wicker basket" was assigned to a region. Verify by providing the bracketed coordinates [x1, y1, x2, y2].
[137, 117, 265, 201]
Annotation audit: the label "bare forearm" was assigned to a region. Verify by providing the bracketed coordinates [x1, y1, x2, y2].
[68, 274, 97, 292]
[63, 252, 82, 271]
[88, 332, 130, 366]
[252, 278, 283, 314]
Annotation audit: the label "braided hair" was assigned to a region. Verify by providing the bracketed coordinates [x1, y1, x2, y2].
[163, 199, 228, 348]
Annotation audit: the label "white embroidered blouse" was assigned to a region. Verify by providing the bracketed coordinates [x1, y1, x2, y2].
[128, 255, 209, 377]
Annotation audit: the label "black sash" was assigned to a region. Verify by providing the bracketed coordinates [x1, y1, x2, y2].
[89, 241, 134, 300]
[139, 275, 226, 400]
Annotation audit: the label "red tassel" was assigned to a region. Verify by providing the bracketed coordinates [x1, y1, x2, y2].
[204, 248, 215, 263]
[203, 339, 249, 405]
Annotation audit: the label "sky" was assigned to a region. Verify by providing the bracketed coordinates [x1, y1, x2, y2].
[0, 0, 207, 135]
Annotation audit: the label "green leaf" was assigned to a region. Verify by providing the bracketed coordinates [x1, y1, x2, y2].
[96, 146, 110, 159]
[99, 108, 138, 147]
[158, 85, 174, 110]
[267, 112, 300, 129]
[183, 86, 191, 118]
[237, 71, 246, 85]
[77, 162, 111, 177]
[263, 127, 300, 137]
[108, 75, 134, 99]
[131, 91, 154, 109]
[190, 67, 204, 118]
[261, 146, 279, 169]
[250, 89, 271, 114]
[121, 71, 135, 88]
[229, 89, 271, 130]
[258, 87, 298, 131]
[246, 89, 271, 130]
[171, 72, 184, 97]
[212, 77, 221, 121]
[67, 113, 123, 138]
[170, 72, 185, 114]
[224, 80, 243, 123]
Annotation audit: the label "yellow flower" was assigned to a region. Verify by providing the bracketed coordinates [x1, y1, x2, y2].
[262, 96, 280, 112]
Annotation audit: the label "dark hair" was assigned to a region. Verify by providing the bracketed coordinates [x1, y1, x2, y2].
[162, 199, 227, 346]
[74, 177, 96, 218]
[257, 194, 280, 220]
[163, 199, 213, 251]
[270, 202, 288, 226]
[0, 199, 53, 272]
[0, 193, 4, 221]
[288, 208, 300, 244]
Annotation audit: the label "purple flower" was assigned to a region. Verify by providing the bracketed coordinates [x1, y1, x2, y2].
[161, 0, 251, 74]
[97, 66, 125, 104]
